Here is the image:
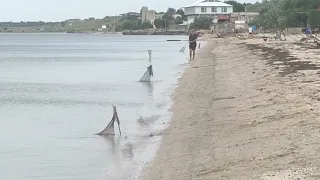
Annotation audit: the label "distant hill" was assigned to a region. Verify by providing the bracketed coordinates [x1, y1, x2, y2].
[0, 16, 122, 33]
[64, 16, 122, 32]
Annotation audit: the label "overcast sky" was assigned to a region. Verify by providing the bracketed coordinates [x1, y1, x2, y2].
[0, 0, 260, 22]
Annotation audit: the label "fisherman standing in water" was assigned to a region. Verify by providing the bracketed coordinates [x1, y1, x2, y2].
[189, 31, 198, 60]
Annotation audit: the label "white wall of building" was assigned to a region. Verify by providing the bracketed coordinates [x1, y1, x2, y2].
[185, 6, 233, 15]
[187, 16, 196, 24]
[185, 7, 196, 15]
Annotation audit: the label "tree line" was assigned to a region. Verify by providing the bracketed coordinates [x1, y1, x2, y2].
[251, 0, 320, 30]
[7, 1, 320, 32]
[116, 7, 187, 31]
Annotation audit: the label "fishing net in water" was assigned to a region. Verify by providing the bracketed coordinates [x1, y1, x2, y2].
[97, 105, 121, 136]
[139, 65, 153, 82]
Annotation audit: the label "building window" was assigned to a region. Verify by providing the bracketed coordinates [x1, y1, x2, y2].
[201, 7, 207, 12]
[211, 7, 217, 12]
[222, 7, 227, 12]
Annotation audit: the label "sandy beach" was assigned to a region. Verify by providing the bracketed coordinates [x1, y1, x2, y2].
[141, 34, 320, 180]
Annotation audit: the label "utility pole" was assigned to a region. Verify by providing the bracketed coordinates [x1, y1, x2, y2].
[165, 19, 167, 29]
[113, 14, 116, 32]
[245, 6, 248, 23]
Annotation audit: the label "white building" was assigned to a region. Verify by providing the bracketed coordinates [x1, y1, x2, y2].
[140, 7, 156, 22]
[183, 0, 233, 23]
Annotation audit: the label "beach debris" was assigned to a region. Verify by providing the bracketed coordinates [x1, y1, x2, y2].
[146, 130, 167, 138]
[122, 142, 133, 157]
[136, 114, 162, 126]
[139, 50, 153, 82]
[179, 46, 186, 53]
[96, 105, 121, 136]
[217, 33, 223, 38]
[300, 37, 308, 42]
[136, 114, 148, 125]
[139, 114, 161, 124]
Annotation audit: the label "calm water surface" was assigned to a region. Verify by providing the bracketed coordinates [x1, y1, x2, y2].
[0, 33, 189, 180]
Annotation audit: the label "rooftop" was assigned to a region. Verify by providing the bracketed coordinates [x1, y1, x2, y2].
[184, 0, 233, 8]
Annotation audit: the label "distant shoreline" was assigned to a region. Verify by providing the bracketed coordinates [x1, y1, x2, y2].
[122, 30, 189, 35]
[0, 31, 189, 35]
[0, 31, 121, 34]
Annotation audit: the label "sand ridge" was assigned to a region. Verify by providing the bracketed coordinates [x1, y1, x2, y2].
[141, 35, 320, 180]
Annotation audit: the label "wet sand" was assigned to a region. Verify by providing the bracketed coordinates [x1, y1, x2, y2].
[141, 35, 320, 179]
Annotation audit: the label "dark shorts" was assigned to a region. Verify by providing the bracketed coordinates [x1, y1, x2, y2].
[189, 42, 197, 50]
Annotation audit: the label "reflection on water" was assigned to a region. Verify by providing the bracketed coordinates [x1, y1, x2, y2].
[0, 33, 188, 180]
[103, 136, 116, 155]
[142, 81, 153, 92]
[122, 142, 134, 159]
[140, 81, 154, 100]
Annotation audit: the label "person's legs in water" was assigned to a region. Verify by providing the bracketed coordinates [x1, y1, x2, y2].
[189, 42, 196, 60]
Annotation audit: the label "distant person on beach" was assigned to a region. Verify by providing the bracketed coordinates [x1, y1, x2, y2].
[305, 27, 312, 38]
[189, 32, 198, 60]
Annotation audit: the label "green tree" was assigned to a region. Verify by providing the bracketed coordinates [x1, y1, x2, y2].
[156, 19, 169, 28]
[174, 18, 183, 25]
[308, 9, 320, 26]
[121, 20, 138, 30]
[136, 19, 142, 27]
[162, 14, 173, 20]
[61, 21, 66, 27]
[176, 9, 187, 20]
[281, 0, 320, 26]
[166, 8, 176, 16]
[140, 22, 153, 29]
[254, 0, 320, 29]
[255, 0, 286, 30]
[225, 1, 245, 12]
[154, 19, 165, 28]
[189, 17, 213, 30]
[121, 14, 139, 21]
[162, 7, 176, 20]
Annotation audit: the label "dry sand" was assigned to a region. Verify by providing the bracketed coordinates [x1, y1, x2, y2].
[141, 34, 320, 180]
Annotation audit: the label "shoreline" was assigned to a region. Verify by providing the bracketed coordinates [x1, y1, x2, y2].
[139, 36, 214, 180]
[0, 31, 187, 35]
[140, 34, 320, 179]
